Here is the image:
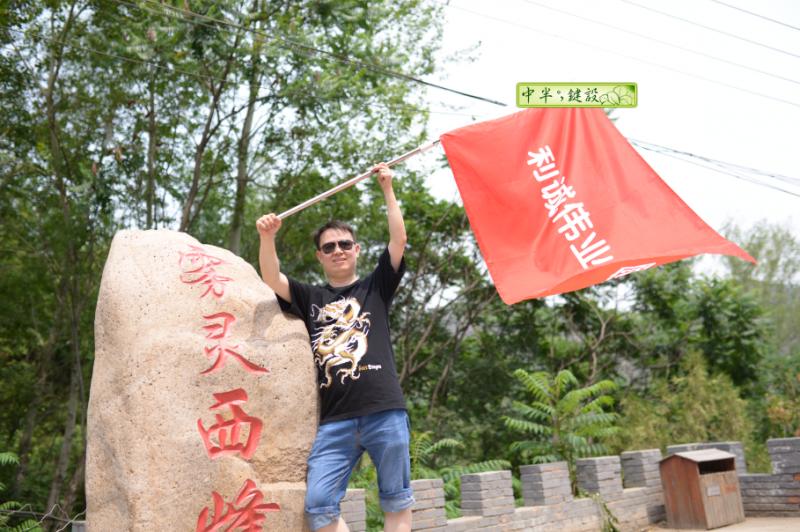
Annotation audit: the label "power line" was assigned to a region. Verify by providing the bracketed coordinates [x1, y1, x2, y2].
[519, 0, 800, 87]
[422, 101, 800, 198]
[630, 139, 800, 198]
[3, 25, 471, 120]
[620, 0, 800, 60]
[4, 10, 796, 199]
[630, 140, 800, 188]
[709, 0, 800, 32]
[116, 0, 507, 107]
[443, 2, 800, 110]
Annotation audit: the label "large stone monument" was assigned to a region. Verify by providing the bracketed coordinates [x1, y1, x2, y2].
[87, 230, 318, 531]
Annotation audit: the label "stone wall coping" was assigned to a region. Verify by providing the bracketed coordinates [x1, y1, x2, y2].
[767, 437, 800, 445]
[404, 440, 800, 530]
[576, 455, 621, 463]
[620, 449, 661, 456]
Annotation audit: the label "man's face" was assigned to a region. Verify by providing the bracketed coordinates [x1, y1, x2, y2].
[316, 228, 360, 280]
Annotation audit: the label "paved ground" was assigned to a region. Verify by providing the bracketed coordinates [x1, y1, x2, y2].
[651, 517, 800, 531]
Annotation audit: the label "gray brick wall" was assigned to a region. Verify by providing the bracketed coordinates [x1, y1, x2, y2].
[738, 437, 800, 517]
[520, 461, 572, 506]
[341, 488, 366, 532]
[576, 456, 623, 501]
[411, 478, 448, 530]
[620, 449, 661, 488]
[338, 438, 800, 530]
[404, 454, 665, 531]
[460, 470, 515, 518]
[661, 438, 800, 517]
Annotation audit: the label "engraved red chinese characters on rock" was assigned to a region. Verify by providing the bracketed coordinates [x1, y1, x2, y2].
[197, 389, 263, 460]
[201, 312, 268, 375]
[179, 245, 233, 299]
[196, 479, 280, 532]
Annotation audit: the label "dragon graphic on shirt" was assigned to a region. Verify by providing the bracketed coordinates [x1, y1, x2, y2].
[311, 297, 371, 389]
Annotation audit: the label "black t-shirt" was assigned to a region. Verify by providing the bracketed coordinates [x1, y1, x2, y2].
[276, 248, 407, 424]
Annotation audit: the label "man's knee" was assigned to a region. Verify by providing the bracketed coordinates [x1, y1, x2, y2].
[305, 483, 340, 530]
[379, 488, 415, 513]
[305, 511, 342, 532]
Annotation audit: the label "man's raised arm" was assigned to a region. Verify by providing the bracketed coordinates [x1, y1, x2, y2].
[374, 162, 407, 271]
[256, 213, 291, 302]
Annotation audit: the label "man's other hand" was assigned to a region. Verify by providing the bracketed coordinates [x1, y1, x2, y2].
[256, 213, 282, 238]
[373, 162, 394, 191]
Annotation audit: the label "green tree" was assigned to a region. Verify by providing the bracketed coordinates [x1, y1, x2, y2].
[721, 222, 800, 437]
[693, 278, 767, 394]
[0, 0, 445, 523]
[502, 369, 618, 477]
[761, 351, 800, 437]
[722, 221, 800, 356]
[610, 352, 767, 469]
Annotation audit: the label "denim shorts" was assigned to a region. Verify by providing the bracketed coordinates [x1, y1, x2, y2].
[304, 408, 415, 531]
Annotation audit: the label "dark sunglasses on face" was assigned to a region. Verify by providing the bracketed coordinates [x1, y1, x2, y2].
[320, 239, 355, 254]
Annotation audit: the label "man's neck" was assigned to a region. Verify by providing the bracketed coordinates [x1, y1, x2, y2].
[327, 273, 358, 288]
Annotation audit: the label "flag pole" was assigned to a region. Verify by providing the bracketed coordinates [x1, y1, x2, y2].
[277, 139, 441, 219]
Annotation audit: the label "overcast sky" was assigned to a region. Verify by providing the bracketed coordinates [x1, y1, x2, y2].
[411, 0, 799, 248]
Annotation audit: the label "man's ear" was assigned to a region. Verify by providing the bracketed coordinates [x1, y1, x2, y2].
[354, 243, 361, 257]
[315, 249, 323, 263]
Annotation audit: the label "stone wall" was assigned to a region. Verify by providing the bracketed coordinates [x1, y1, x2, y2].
[739, 438, 800, 517]
[74, 433, 800, 529]
[667, 438, 800, 517]
[341, 489, 367, 531]
[333, 437, 799, 531]
[355, 448, 667, 532]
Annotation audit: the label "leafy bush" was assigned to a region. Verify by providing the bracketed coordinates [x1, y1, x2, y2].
[503, 369, 618, 465]
[0, 452, 41, 532]
[610, 352, 771, 471]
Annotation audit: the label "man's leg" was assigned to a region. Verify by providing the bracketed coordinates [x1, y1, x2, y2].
[360, 410, 415, 532]
[383, 508, 412, 532]
[316, 517, 351, 532]
[305, 418, 362, 531]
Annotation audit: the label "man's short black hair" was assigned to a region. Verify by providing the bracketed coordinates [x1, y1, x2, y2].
[313, 220, 356, 249]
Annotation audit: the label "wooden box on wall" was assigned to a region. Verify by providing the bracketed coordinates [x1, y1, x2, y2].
[659, 449, 745, 529]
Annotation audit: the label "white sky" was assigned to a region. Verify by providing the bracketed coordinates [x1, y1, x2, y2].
[412, 0, 800, 247]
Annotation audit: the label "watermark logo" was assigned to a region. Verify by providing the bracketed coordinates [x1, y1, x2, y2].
[517, 83, 637, 108]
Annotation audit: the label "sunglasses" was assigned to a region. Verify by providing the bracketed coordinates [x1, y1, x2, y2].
[320, 239, 355, 254]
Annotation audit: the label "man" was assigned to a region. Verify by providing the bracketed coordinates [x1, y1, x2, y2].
[256, 162, 413, 532]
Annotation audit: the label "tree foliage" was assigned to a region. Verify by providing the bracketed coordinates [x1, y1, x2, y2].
[610, 352, 768, 469]
[0, 0, 445, 524]
[503, 368, 619, 471]
[0, 1, 797, 525]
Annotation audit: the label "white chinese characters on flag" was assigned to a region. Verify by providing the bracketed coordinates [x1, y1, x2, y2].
[439, 108, 755, 304]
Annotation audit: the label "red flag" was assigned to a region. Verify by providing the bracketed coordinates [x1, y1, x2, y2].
[439, 108, 755, 304]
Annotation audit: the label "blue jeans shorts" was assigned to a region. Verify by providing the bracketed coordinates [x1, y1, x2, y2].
[305, 409, 415, 531]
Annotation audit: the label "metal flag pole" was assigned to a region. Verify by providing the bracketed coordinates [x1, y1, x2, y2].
[277, 139, 442, 219]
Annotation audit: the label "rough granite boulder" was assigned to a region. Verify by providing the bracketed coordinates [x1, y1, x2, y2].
[86, 229, 317, 531]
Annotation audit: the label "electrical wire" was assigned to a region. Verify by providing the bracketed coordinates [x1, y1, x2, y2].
[620, 0, 800, 59]
[519, 0, 800, 87]
[118, 0, 507, 107]
[2, 29, 499, 121]
[443, 2, 800, 110]
[3, 10, 796, 199]
[630, 139, 800, 198]
[708, 0, 800, 32]
[630, 138, 800, 187]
